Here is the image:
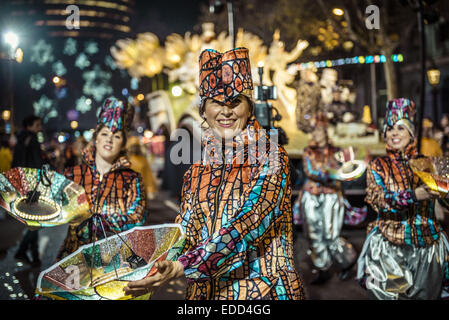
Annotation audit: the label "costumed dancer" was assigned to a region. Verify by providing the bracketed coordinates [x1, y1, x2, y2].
[300, 113, 357, 284]
[124, 47, 305, 300]
[57, 97, 147, 260]
[357, 98, 449, 300]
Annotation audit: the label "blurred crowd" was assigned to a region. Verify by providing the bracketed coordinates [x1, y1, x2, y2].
[0, 115, 159, 201]
[1, 113, 449, 191]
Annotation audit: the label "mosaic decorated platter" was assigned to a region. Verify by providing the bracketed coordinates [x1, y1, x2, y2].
[35, 224, 185, 300]
[410, 157, 449, 195]
[0, 167, 90, 228]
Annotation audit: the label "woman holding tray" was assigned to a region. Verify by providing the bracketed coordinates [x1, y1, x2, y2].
[298, 113, 357, 284]
[57, 97, 147, 260]
[357, 98, 449, 300]
[125, 47, 305, 300]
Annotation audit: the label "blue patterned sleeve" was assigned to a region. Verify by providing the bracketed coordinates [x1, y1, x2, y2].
[365, 161, 416, 214]
[302, 148, 338, 184]
[177, 151, 290, 282]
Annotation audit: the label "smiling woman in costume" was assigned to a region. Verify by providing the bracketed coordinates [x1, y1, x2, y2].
[124, 48, 305, 300]
[299, 113, 357, 284]
[357, 98, 449, 300]
[57, 97, 147, 260]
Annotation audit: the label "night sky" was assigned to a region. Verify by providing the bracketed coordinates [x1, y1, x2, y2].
[133, 0, 207, 39]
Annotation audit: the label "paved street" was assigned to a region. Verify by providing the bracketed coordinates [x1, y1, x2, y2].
[0, 191, 385, 300]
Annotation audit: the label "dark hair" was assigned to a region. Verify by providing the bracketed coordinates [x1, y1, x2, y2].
[22, 115, 41, 129]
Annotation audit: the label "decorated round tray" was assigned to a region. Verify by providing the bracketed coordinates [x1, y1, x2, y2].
[35, 224, 185, 300]
[0, 167, 90, 227]
[330, 147, 367, 181]
[409, 157, 449, 195]
[336, 160, 367, 181]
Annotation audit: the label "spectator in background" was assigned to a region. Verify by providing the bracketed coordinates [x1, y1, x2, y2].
[12, 115, 45, 266]
[11, 115, 44, 169]
[0, 133, 12, 173]
[420, 118, 443, 157]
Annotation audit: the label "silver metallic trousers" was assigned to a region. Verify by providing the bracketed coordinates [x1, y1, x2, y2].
[357, 227, 449, 300]
[301, 191, 357, 271]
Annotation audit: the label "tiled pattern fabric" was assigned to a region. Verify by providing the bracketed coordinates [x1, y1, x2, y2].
[365, 140, 444, 247]
[199, 48, 253, 106]
[97, 97, 134, 133]
[172, 118, 305, 300]
[383, 98, 416, 137]
[57, 144, 146, 260]
[302, 144, 341, 195]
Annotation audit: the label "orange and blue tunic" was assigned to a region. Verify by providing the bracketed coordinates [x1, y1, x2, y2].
[173, 118, 305, 300]
[359, 140, 449, 298]
[57, 144, 146, 260]
[365, 141, 443, 247]
[302, 143, 341, 195]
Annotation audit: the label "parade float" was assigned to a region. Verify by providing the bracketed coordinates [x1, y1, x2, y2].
[110, 23, 384, 160]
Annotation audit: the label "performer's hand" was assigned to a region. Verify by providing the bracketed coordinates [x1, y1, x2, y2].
[415, 185, 440, 201]
[123, 261, 184, 297]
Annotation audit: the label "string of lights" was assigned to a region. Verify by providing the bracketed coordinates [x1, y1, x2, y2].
[298, 54, 404, 70]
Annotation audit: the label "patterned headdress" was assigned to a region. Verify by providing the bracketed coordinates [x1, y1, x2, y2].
[383, 98, 416, 137]
[96, 97, 134, 133]
[199, 47, 253, 106]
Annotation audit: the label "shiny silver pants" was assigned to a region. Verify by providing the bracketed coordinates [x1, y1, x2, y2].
[301, 191, 357, 271]
[357, 227, 449, 300]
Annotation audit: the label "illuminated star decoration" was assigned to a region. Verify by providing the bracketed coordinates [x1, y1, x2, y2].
[29, 74, 46, 91]
[75, 96, 93, 114]
[63, 38, 77, 56]
[75, 53, 91, 70]
[33, 95, 57, 123]
[82, 65, 113, 102]
[52, 61, 67, 77]
[84, 41, 99, 56]
[104, 55, 117, 70]
[30, 39, 55, 67]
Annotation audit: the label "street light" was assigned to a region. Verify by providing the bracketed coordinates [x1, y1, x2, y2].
[427, 68, 441, 87]
[70, 121, 79, 130]
[52, 76, 60, 84]
[427, 66, 441, 124]
[2, 110, 11, 121]
[3, 32, 19, 51]
[332, 8, 345, 16]
[52, 76, 66, 88]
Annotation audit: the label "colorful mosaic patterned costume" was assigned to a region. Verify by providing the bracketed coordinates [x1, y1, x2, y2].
[57, 144, 146, 259]
[302, 143, 340, 195]
[357, 98, 449, 300]
[299, 141, 357, 272]
[199, 48, 253, 106]
[57, 97, 145, 260]
[171, 118, 304, 300]
[96, 97, 134, 133]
